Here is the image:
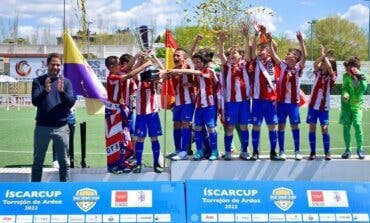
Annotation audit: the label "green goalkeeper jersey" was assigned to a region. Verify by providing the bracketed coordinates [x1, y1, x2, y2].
[341, 72, 368, 111]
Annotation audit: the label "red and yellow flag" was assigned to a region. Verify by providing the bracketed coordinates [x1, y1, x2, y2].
[161, 29, 177, 109]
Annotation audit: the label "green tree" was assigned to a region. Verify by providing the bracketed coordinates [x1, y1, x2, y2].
[308, 16, 367, 61]
[180, 0, 273, 50]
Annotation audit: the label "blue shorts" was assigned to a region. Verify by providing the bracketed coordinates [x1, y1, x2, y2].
[134, 112, 163, 138]
[251, 99, 278, 126]
[306, 108, 329, 126]
[225, 101, 251, 125]
[173, 103, 195, 122]
[277, 102, 301, 125]
[128, 111, 136, 134]
[194, 105, 217, 128]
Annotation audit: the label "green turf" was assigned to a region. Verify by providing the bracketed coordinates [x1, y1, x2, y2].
[0, 106, 369, 168]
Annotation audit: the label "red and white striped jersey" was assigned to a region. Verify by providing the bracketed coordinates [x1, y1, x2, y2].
[308, 70, 336, 110]
[252, 58, 279, 101]
[220, 60, 251, 102]
[121, 78, 137, 110]
[277, 61, 303, 104]
[195, 67, 217, 108]
[106, 73, 122, 104]
[135, 80, 159, 115]
[171, 64, 196, 106]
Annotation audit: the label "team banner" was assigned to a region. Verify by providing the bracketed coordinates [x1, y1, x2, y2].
[0, 181, 185, 223]
[185, 180, 370, 222]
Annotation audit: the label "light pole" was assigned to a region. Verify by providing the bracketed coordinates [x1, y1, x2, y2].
[308, 19, 317, 61]
[87, 21, 93, 58]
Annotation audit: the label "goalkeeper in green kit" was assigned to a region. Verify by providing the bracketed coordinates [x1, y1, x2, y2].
[340, 56, 368, 159]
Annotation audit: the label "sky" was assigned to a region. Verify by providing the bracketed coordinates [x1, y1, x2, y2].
[0, 0, 369, 43]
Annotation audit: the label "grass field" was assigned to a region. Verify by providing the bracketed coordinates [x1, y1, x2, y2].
[0, 106, 369, 168]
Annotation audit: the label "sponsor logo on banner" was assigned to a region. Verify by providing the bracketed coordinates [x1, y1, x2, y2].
[0, 215, 15, 223]
[85, 214, 102, 223]
[335, 213, 352, 222]
[68, 215, 85, 223]
[102, 214, 119, 223]
[302, 213, 319, 222]
[111, 190, 152, 208]
[120, 214, 137, 222]
[285, 213, 302, 221]
[307, 190, 348, 207]
[201, 213, 217, 222]
[353, 213, 370, 222]
[235, 213, 252, 222]
[137, 214, 153, 222]
[268, 213, 285, 222]
[319, 213, 336, 222]
[15, 61, 32, 76]
[252, 213, 268, 222]
[50, 215, 68, 223]
[270, 187, 296, 211]
[16, 215, 33, 223]
[33, 215, 50, 223]
[73, 188, 100, 212]
[218, 213, 234, 222]
[154, 214, 171, 222]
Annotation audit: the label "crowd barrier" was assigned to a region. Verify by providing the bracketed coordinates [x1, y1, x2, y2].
[0, 180, 369, 223]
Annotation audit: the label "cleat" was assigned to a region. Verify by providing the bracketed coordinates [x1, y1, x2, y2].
[132, 165, 142, 173]
[341, 150, 351, 159]
[154, 164, 163, 173]
[166, 151, 179, 159]
[239, 152, 250, 160]
[250, 151, 259, 161]
[279, 152, 286, 161]
[193, 150, 204, 161]
[324, 153, 331, 161]
[357, 150, 366, 160]
[224, 151, 232, 160]
[308, 152, 316, 160]
[208, 151, 219, 161]
[295, 151, 302, 160]
[270, 151, 279, 160]
[171, 151, 188, 161]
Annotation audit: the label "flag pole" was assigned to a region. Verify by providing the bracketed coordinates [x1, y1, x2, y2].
[63, 0, 66, 32]
[162, 30, 168, 168]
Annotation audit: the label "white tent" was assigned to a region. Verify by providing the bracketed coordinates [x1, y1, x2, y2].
[0, 75, 18, 110]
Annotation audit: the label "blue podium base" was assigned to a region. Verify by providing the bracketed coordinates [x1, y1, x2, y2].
[0, 156, 369, 182]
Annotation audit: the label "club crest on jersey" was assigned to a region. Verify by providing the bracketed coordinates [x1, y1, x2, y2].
[73, 188, 100, 212]
[270, 187, 296, 211]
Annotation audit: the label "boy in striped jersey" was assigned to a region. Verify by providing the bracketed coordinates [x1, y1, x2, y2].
[218, 29, 251, 160]
[105, 55, 151, 173]
[306, 45, 336, 160]
[167, 49, 219, 161]
[268, 31, 307, 160]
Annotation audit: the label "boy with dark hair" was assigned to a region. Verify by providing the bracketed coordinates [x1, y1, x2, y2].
[340, 56, 368, 159]
[167, 49, 219, 161]
[104, 55, 150, 173]
[307, 45, 337, 160]
[268, 31, 307, 160]
[218, 30, 251, 160]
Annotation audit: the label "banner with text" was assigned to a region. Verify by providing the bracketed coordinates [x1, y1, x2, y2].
[185, 180, 370, 223]
[0, 181, 185, 223]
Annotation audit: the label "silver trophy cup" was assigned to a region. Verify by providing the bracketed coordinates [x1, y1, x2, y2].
[134, 25, 159, 82]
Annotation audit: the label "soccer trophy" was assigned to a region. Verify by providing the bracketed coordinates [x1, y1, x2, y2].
[134, 25, 159, 82]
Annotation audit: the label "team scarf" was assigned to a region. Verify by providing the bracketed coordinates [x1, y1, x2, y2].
[256, 58, 276, 93]
[104, 103, 133, 173]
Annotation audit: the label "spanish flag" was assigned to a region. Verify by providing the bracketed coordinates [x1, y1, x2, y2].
[63, 31, 107, 114]
[160, 29, 177, 109]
